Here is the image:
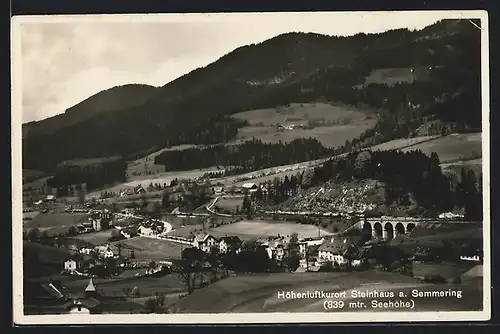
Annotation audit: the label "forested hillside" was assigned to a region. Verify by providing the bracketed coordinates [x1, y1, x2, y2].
[22, 19, 482, 172]
[23, 84, 158, 138]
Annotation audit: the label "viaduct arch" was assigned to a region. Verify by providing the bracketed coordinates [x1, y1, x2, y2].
[362, 218, 417, 241]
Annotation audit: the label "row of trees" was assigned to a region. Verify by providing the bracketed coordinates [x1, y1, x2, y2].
[154, 137, 332, 171]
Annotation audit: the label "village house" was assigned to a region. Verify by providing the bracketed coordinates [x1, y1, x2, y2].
[63, 258, 78, 273]
[192, 232, 218, 253]
[317, 236, 361, 265]
[241, 182, 258, 193]
[212, 186, 224, 195]
[89, 210, 114, 232]
[257, 237, 287, 261]
[273, 244, 286, 262]
[94, 244, 115, 259]
[218, 236, 242, 254]
[120, 185, 146, 197]
[298, 237, 325, 258]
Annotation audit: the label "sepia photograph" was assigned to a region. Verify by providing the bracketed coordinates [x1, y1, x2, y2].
[11, 10, 490, 324]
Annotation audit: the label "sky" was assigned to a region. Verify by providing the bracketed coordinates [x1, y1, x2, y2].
[15, 11, 461, 123]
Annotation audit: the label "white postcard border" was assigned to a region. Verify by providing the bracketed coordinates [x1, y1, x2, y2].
[11, 10, 491, 324]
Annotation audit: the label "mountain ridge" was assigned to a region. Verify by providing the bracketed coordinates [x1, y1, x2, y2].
[22, 84, 158, 138]
[22, 19, 481, 172]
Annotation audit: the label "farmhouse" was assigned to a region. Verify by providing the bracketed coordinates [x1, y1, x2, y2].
[241, 182, 258, 193]
[219, 236, 242, 254]
[192, 232, 218, 253]
[257, 238, 288, 260]
[212, 186, 224, 195]
[298, 237, 325, 258]
[95, 244, 115, 259]
[63, 258, 78, 273]
[318, 236, 361, 265]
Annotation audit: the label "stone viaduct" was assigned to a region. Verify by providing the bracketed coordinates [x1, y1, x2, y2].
[361, 217, 420, 240]
[360, 217, 480, 241]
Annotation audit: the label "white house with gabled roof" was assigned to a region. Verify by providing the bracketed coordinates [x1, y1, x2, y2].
[192, 232, 217, 253]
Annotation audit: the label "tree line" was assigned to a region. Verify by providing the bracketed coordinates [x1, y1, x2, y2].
[154, 137, 332, 171]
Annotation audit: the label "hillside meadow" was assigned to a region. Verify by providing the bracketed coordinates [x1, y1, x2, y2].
[231, 103, 377, 148]
[402, 133, 481, 163]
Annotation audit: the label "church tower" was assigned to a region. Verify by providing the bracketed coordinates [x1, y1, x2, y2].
[84, 277, 98, 298]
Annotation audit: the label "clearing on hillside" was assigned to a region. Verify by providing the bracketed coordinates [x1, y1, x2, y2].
[231, 103, 376, 148]
[207, 220, 332, 240]
[358, 66, 433, 88]
[402, 133, 481, 163]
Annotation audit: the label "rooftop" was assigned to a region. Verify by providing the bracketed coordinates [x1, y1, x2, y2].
[85, 278, 96, 292]
[318, 236, 361, 255]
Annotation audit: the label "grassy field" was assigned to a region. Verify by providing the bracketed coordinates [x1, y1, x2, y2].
[207, 220, 332, 240]
[231, 103, 376, 148]
[169, 270, 482, 313]
[167, 224, 205, 239]
[160, 215, 207, 228]
[23, 213, 88, 230]
[70, 229, 115, 246]
[214, 198, 243, 212]
[110, 236, 189, 260]
[360, 66, 432, 87]
[402, 133, 482, 163]
[63, 274, 186, 298]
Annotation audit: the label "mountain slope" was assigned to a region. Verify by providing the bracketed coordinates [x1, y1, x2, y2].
[22, 84, 158, 138]
[22, 19, 481, 172]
